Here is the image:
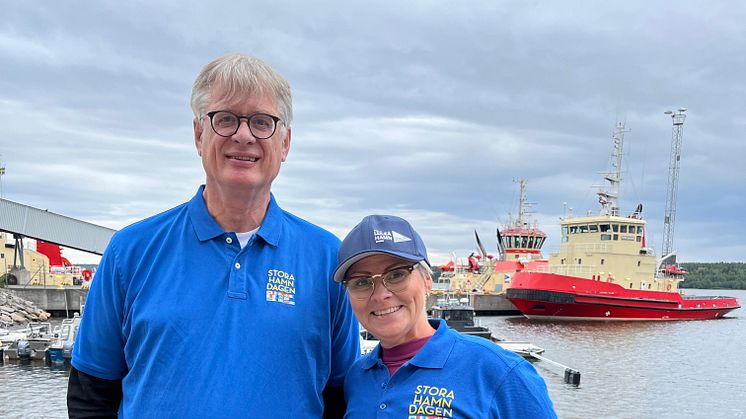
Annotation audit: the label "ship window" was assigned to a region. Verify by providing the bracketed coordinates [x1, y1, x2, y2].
[528, 236, 535, 248]
[569, 225, 578, 234]
[620, 225, 628, 233]
[612, 224, 619, 232]
[630, 283, 633, 288]
[561, 258, 566, 264]
[637, 261, 641, 266]
[636, 236, 642, 242]
[562, 235, 569, 243]
[600, 224, 610, 232]
[600, 259, 605, 265]
[562, 226, 569, 236]
[601, 234, 612, 241]
[613, 234, 618, 240]
[577, 258, 582, 264]
[589, 224, 599, 233]
[637, 226, 643, 234]
[579, 224, 589, 233]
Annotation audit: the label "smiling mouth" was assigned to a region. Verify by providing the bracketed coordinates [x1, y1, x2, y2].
[372, 306, 403, 317]
[229, 156, 259, 162]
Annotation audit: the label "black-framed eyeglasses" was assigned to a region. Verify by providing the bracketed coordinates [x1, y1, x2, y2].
[204, 110, 282, 139]
[343, 263, 419, 300]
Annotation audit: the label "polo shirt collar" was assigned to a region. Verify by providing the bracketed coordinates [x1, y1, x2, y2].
[187, 185, 282, 246]
[360, 318, 455, 370]
[255, 193, 281, 247]
[188, 185, 223, 242]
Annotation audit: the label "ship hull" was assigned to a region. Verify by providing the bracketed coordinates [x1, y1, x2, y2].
[507, 272, 740, 321]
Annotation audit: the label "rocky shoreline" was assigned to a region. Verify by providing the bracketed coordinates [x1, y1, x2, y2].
[0, 289, 51, 327]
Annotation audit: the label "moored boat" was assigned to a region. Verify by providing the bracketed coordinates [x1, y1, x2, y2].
[443, 179, 548, 295]
[507, 121, 740, 320]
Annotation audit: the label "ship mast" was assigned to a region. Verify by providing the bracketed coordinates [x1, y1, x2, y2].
[513, 178, 535, 227]
[661, 108, 687, 260]
[597, 122, 629, 217]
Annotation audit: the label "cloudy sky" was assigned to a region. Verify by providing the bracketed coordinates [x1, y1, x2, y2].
[1, 1, 744, 265]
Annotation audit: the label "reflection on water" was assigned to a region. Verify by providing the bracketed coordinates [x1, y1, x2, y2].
[1, 289, 745, 418]
[480, 289, 746, 418]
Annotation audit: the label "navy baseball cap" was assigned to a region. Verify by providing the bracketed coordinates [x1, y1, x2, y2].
[333, 215, 430, 282]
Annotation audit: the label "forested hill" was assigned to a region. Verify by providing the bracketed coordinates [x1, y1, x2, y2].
[679, 262, 746, 289]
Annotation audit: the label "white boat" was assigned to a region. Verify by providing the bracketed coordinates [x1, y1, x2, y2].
[491, 339, 544, 356]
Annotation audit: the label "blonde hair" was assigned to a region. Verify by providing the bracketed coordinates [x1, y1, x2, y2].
[190, 53, 292, 127]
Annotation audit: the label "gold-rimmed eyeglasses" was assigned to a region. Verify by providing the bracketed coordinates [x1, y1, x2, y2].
[342, 263, 420, 300]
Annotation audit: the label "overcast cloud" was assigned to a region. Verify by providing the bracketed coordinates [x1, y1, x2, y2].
[1, 1, 744, 265]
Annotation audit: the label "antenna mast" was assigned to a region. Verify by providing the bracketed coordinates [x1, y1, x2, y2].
[661, 108, 687, 259]
[597, 122, 629, 216]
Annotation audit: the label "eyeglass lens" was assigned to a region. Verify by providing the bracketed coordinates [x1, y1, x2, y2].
[208, 111, 278, 139]
[345, 266, 414, 299]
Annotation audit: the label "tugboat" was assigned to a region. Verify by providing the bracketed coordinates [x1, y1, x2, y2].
[444, 179, 548, 295]
[507, 122, 741, 320]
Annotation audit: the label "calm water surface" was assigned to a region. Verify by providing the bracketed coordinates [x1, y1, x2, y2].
[1, 289, 744, 418]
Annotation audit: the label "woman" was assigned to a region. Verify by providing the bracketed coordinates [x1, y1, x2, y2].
[334, 215, 556, 418]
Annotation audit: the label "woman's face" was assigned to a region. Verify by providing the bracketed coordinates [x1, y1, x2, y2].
[345, 254, 433, 348]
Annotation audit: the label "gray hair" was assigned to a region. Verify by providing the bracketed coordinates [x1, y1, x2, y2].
[417, 261, 433, 278]
[190, 53, 293, 127]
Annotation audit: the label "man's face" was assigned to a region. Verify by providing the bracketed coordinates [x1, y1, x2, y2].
[193, 85, 291, 196]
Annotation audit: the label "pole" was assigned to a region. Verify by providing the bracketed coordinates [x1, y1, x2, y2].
[529, 352, 582, 385]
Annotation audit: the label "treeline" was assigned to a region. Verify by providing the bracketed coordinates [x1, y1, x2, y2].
[679, 262, 746, 289]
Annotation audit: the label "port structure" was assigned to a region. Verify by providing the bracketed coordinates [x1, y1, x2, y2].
[661, 108, 687, 261]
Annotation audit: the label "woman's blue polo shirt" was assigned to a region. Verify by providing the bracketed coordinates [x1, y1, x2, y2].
[344, 319, 556, 418]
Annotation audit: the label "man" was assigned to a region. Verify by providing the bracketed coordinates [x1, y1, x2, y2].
[68, 54, 360, 418]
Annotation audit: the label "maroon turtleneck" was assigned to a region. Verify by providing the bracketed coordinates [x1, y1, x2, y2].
[380, 335, 432, 376]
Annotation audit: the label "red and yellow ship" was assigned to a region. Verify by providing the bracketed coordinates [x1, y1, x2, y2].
[507, 122, 740, 320]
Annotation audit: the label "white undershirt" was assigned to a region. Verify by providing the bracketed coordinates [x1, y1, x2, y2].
[235, 228, 259, 249]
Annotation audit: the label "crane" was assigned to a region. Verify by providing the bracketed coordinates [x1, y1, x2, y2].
[661, 108, 687, 262]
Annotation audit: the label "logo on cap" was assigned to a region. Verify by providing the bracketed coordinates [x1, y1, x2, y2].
[374, 229, 412, 244]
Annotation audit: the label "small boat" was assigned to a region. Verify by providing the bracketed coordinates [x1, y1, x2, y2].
[491, 339, 545, 356]
[507, 122, 741, 320]
[430, 300, 492, 339]
[4, 322, 55, 361]
[46, 313, 82, 363]
[359, 328, 378, 355]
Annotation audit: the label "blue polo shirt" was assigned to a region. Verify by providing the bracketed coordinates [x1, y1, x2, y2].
[344, 319, 556, 418]
[72, 186, 360, 418]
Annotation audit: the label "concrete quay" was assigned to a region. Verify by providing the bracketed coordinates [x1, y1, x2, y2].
[5, 285, 87, 317]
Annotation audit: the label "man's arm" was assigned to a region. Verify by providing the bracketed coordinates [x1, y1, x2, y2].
[67, 366, 123, 418]
[322, 385, 346, 419]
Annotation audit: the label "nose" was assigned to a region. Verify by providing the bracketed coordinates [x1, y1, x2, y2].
[232, 118, 257, 143]
[369, 278, 394, 301]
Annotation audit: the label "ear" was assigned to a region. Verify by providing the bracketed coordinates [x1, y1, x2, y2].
[193, 117, 203, 156]
[423, 270, 433, 293]
[280, 127, 292, 162]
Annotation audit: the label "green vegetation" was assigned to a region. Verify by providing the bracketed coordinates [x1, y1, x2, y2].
[680, 262, 746, 289]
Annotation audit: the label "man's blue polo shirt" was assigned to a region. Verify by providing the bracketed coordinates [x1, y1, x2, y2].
[72, 186, 360, 418]
[344, 319, 556, 418]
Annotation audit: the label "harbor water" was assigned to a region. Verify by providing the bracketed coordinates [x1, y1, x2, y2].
[1, 289, 744, 418]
